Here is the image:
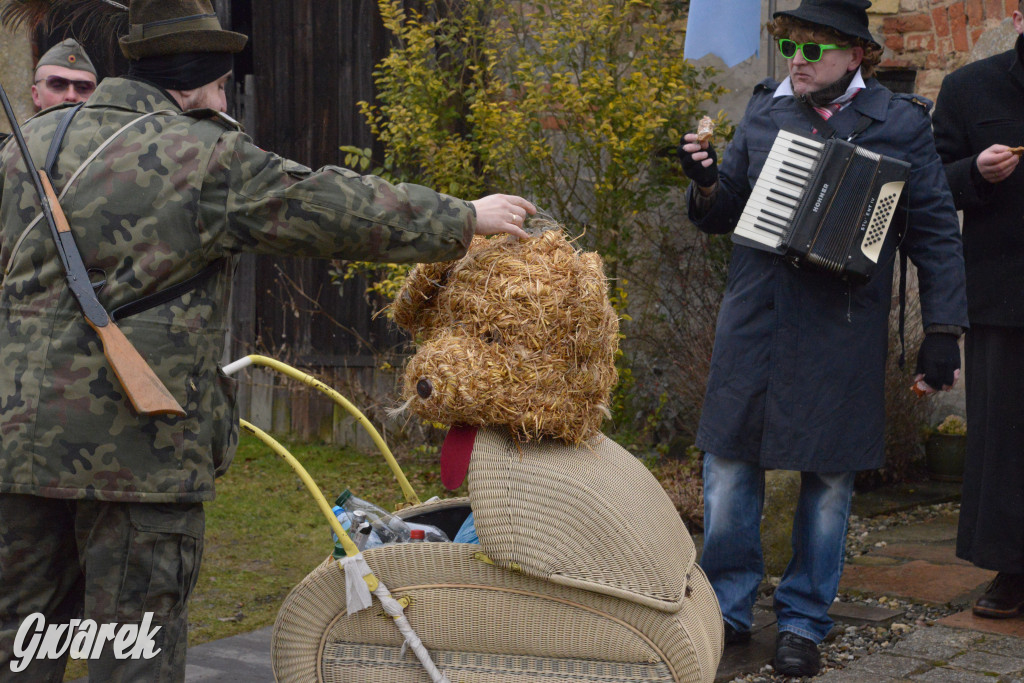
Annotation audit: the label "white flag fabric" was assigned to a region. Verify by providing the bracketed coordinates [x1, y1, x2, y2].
[340, 554, 374, 614]
[684, 0, 763, 68]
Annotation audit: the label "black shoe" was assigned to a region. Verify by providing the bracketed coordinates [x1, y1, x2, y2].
[973, 572, 1024, 619]
[724, 622, 751, 646]
[774, 631, 820, 677]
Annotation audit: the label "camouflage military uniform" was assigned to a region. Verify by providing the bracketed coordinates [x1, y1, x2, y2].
[0, 495, 203, 682]
[0, 77, 475, 680]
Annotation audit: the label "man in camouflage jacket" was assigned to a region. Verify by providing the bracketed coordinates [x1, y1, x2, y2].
[0, 1, 534, 680]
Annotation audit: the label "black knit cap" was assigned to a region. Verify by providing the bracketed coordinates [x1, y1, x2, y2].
[773, 0, 880, 49]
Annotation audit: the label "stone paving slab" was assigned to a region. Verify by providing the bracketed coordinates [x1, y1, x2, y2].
[948, 649, 1024, 675]
[911, 668, 1003, 682]
[183, 626, 273, 682]
[971, 632, 1024, 658]
[849, 554, 904, 566]
[851, 481, 961, 518]
[887, 624, 981, 659]
[840, 559, 993, 604]
[715, 609, 777, 682]
[862, 515, 961, 545]
[940, 609, 1024, 638]
[827, 601, 906, 627]
[69, 626, 274, 683]
[834, 651, 930, 678]
[755, 595, 906, 627]
[873, 542, 977, 567]
[757, 595, 906, 627]
[817, 628, 1024, 683]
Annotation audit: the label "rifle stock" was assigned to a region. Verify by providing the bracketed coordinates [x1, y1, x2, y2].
[38, 173, 185, 417]
[88, 318, 186, 416]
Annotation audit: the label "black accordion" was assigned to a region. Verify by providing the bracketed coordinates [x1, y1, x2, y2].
[733, 129, 910, 283]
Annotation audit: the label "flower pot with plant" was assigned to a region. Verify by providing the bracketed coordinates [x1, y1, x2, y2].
[926, 414, 967, 482]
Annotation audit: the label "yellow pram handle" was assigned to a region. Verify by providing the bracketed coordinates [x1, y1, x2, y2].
[223, 354, 420, 506]
[239, 419, 376, 589]
[229, 356, 451, 681]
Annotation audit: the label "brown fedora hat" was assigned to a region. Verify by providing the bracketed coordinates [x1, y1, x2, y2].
[119, 0, 247, 60]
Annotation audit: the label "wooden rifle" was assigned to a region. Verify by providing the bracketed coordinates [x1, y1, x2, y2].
[0, 82, 185, 417]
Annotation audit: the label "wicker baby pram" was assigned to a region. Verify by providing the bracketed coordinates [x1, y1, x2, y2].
[225, 356, 724, 683]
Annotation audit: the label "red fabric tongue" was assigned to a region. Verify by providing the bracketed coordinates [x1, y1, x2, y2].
[440, 425, 477, 490]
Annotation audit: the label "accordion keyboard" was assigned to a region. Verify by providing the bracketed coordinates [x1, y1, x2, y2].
[735, 130, 825, 251]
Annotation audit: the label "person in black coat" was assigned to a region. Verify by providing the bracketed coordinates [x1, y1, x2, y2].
[932, 0, 1024, 621]
[678, 0, 969, 676]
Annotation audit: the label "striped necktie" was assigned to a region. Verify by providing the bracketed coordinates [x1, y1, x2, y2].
[813, 102, 843, 120]
[813, 87, 862, 120]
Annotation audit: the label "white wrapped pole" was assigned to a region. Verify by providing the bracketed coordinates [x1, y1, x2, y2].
[373, 582, 451, 683]
[339, 555, 374, 614]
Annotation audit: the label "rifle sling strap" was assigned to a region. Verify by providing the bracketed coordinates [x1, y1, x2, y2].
[111, 259, 225, 322]
[45, 103, 85, 177]
[4, 109, 177, 280]
[44, 104, 226, 323]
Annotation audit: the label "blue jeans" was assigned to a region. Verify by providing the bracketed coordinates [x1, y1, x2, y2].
[700, 454, 855, 643]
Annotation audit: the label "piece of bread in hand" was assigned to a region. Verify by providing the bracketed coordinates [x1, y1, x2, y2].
[1009, 146, 1024, 157]
[696, 116, 715, 143]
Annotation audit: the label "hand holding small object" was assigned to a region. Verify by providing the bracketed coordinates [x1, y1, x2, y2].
[976, 144, 1021, 184]
[678, 133, 719, 188]
[911, 333, 961, 395]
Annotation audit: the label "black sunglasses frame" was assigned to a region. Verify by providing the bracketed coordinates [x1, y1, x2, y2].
[34, 76, 97, 95]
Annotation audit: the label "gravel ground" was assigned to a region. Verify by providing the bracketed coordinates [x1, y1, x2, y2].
[845, 500, 960, 559]
[726, 500, 963, 682]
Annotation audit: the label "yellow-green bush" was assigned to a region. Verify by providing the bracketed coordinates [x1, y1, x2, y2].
[339, 0, 730, 452]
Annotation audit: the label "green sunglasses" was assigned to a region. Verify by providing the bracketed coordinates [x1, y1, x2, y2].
[777, 38, 842, 62]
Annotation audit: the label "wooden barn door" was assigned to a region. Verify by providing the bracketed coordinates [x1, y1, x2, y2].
[224, 0, 406, 369]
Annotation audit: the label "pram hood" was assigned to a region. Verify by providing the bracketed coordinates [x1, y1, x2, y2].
[467, 427, 696, 613]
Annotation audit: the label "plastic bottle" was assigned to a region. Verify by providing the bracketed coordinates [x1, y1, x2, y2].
[353, 519, 373, 551]
[330, 505, 353, 543]
[350, 510, 368, 536]
[405, 521, 450, 542]
[332, 509, 368, 558]
[334, 489, 412, 546]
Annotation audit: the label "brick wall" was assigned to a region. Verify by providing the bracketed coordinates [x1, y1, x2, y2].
[870, 0, 1019, 100]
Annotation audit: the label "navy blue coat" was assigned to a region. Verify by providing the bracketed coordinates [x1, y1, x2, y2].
[689, 77, 968, 472]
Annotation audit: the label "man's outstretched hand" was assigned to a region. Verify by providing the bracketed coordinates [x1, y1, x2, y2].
[471, 194, 536, 239]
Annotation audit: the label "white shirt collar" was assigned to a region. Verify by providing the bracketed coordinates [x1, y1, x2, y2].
[774, 68, 866, 102]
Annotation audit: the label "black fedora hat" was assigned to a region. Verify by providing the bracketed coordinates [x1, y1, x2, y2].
[774, 0, 880, 49]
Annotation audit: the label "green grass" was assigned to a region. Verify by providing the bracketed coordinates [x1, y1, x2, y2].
[64, 431, 459, 680]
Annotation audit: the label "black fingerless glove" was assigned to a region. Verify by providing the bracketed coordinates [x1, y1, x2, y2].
[915, 333, 961, 390]
[678, 137, 719, 188]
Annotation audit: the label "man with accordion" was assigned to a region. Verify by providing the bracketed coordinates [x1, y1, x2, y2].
[678, 0, 968, 677]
